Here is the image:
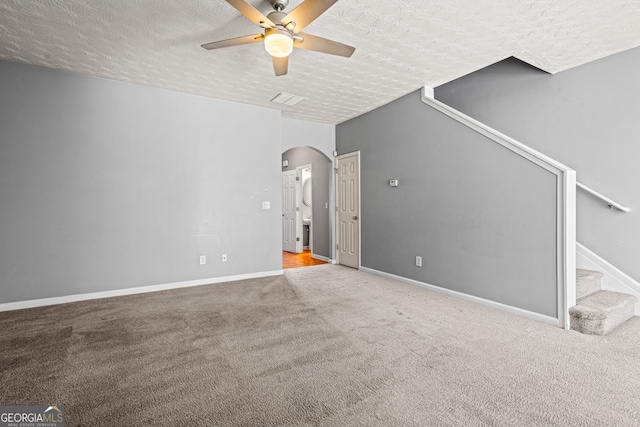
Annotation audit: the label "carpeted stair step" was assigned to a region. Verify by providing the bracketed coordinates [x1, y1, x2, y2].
[576, 269, 603, 299]
[569, 290, 638, 335]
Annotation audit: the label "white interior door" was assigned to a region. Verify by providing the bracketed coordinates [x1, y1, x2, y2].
[282, 170, 302, 253]
[336, 152, 360, 268]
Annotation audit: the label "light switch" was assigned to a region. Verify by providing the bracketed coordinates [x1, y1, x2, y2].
[262, 201, 270, 210]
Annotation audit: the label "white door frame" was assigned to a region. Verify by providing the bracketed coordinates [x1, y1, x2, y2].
[335, 151, 361, 269]
[295, 169, 303, 254]
[298, 164, 313, 253]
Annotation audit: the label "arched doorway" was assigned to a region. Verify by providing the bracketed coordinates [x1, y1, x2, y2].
[281, 146, 332, 268]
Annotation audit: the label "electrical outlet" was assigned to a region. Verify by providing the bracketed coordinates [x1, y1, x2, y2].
[262, 201, 270, 210]
[199, 255, 206, 265]
[222, 254, 228, 263]
[416, 256, 422, 267]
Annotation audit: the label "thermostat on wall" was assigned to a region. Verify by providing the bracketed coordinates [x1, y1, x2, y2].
[389, 179, 399, 187]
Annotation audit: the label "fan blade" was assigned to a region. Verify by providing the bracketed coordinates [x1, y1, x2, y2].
[294, 33, 355, 57]
[272, 55, 288, 76]
[226, 0, 275, 29]
[280, 0, 338, 33]
[201, 34, 264, 50]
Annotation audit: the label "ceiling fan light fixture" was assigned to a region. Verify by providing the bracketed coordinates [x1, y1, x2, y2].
[202, 0, 356, 76]
[264, 28, 294, 57]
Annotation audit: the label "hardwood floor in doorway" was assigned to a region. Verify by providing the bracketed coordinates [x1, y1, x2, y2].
[283, 250, 328, 269]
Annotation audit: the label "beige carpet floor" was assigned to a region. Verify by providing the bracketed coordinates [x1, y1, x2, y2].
[1, 264, 639, 426]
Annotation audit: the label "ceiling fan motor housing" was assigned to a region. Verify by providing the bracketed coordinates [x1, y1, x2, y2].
[266, 0, 289, 11]
[267, 11, 295, 33]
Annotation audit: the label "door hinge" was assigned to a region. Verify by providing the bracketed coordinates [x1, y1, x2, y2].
[296, 176, 300, 181]
[336, 244, 339, 249]
[296, 207, 300, 211]
[296, 237, 300, 241]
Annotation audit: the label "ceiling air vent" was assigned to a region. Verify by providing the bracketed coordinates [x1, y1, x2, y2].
[270, 92, 305, 107]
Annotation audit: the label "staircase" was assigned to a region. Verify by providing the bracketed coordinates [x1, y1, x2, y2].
[569, 269, 638, 335]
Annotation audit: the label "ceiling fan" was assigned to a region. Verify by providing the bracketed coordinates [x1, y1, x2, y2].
[201, 0, 355, 76]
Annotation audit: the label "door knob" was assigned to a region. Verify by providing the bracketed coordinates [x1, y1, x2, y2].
[353, 216, 358, 220]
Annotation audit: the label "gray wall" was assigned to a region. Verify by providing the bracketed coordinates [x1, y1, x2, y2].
[0, 60, 282, 304]
[281, 147, 332, 259]
[435, 48, 640, 282]
[337, 90, 559, 317]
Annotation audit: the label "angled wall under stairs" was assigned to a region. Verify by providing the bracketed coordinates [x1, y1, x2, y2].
[434, 51, 640, 291]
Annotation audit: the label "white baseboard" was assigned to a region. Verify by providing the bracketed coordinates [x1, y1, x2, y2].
[310, 253, 338, 264]
[360, 267, 560, 327]
[0, 270, 284, 313]
[576, 242, 640, 315]
[311, 253, 331, 263]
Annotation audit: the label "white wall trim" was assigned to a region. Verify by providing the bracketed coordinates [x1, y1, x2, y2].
[0, 270, 284, 313]
[422, 85, 435, 99]
[576, 242, 640, 315]
[311, 253, 331, 263]
[421, 87, 571, 174]
[561, 170, 577, 329]
[360, 267, 560, 327]
[421, 86, 576, 329]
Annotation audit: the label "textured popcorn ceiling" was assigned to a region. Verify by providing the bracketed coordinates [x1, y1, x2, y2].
[1, 0, 639, 124]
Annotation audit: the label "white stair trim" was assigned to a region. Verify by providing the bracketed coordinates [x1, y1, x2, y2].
[0, 270, 284, 312]
[361, 266, 560, 327]
[577, 242, 640, 315]
[421, 87, 572, 174]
